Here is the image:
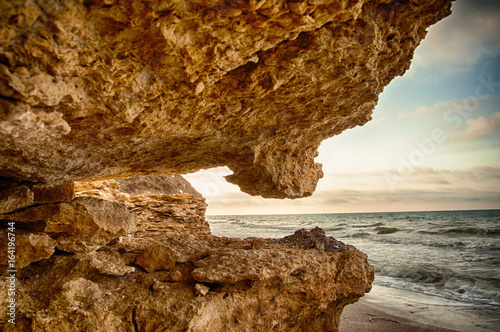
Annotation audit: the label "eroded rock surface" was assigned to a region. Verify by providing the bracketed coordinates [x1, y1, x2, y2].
[0, 0, 452, 198]
[0, 0, 453, 329]
[0, 185, 33, 214]
[2, 231, 373, 332]
[1, 196, 136, 253]
[0, 229, 56, 269]
[0, 180, 74, 214]
[0, 176, 374, 332]
[75, 174, 211, 237]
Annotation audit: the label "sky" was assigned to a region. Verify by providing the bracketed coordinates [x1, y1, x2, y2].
[185, 0, 500, 215]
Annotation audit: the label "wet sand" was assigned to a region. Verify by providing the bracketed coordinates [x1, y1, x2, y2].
[340, 285, 499, 332]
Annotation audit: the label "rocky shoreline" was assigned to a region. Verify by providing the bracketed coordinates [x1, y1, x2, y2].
[1, 176, 373, 331]
[0, 0, 453, 330]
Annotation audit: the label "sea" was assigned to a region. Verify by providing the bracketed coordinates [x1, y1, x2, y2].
[206, 210, 500, 310]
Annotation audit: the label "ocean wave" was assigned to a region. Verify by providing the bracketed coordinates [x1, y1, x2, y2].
[344, 232, 371, 239]
[351, 222, 385, 228]
[375, 265, 500, 306]
[444, 227, 500, 236]
[371, 234, 500, 251]
[398, 215, 428, 222]
[376, 264, 454, 284]
[322, 227, 345, 232]
[417, 227, 500, 236]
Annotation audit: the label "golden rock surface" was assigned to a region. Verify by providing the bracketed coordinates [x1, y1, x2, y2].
[0, 0, 451, 198]
[1, 175, 374, 331]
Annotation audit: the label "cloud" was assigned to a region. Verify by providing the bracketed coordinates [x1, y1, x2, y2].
[322, 166, 500, 191]
[451, 112, 500, 141]
[398, 105, 436, 119]
[394, 97, 500, 155]
[407, 0, 500, 76]
[398, 99, 462, 119]
[189, 166, 500, 214]
[316, 188, 500, 206]
[398, 96, 500, 119]
[313, 166, 500, 211]
[397, 99, 470, 119]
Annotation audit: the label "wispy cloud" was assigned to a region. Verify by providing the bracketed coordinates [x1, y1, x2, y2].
[191, 167, 500, 214]
[408, 0, 500, 77]
[398, 99, 469, 119]
[450, 112, 500, 141]
[398, 97, 500, 120]
[322, 167, 500, 191]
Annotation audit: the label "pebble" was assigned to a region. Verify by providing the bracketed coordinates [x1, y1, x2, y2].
[194, 283, 209, 296]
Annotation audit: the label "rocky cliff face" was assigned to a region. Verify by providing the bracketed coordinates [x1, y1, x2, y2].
[0, 0, 451, 198]
[1, 176, 373, 331]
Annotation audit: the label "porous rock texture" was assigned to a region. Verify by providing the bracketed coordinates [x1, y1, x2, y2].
[0, 0, 452, 198]
[1, 176, 374, 332]
[0, 0, 453, 330]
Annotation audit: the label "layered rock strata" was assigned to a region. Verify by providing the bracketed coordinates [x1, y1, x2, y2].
[0, 0, 452, 198]
[0, 176, 374, 331]
[0, 179, 135, 257]
[74, 174, 210, 237]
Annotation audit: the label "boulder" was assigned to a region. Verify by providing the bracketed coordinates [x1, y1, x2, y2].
[75, 251, 135, 277]
[135, 242, 176, 273]
[0, 197, 136, 253]
[0, 229, 56, 269]
[59, 278, 103, 308]
[0, 184, 33, 214]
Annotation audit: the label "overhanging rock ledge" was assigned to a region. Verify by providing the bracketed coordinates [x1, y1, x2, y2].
[0, 0, 452, 198]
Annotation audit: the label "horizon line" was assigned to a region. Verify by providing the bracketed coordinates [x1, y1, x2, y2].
[206, 208, 500, 217]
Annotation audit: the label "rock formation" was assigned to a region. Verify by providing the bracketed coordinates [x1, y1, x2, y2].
[74, 174, 211, 237]
[1, 176, 373, 331]
[0, 0, 452, 198]
[0, 0, 453, 330]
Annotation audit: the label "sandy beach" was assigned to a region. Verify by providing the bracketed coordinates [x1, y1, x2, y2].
[340, 285, 499, 332]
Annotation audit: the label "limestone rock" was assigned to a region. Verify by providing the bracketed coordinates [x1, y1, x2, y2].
[0, 184, 33, 214]
[0, 0, 452, 198]
[31, 181, 75, 204]
[276, 226, 351, 252]
[116, 174, 204, 199]
[0, 180, 74, 214]
[59, 278, 103, 308]
[135, 242, 176, 273]
[194, 283, 210, 296]
[5, 229, 373, 332]
[250, 238, 264, 249]
[76, 251, 134, 276]
[0, 229, 56, 269]
[127, 194, 210, 237]
[76, 175, 211, 237]
[0, 196, 136, 252]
